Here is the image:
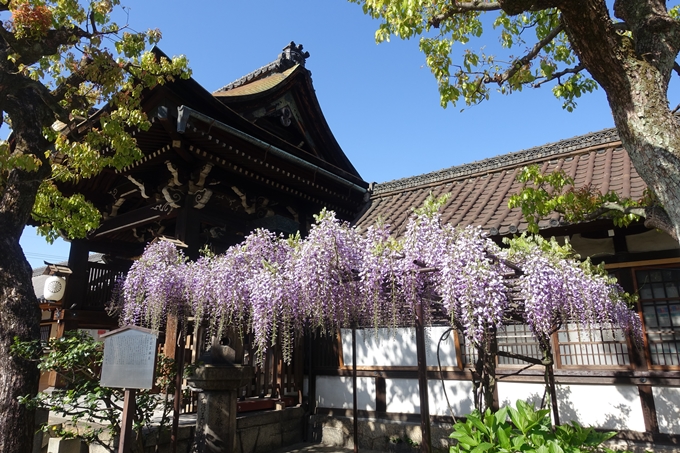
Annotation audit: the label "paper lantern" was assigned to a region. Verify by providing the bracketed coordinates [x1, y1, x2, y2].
[44, 276, 66, 301]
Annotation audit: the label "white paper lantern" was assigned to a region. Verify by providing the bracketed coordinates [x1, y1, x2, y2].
[44, 276, 66, 301]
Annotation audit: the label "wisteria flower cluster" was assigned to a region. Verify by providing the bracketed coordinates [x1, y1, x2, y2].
[120, 200, 642, 364]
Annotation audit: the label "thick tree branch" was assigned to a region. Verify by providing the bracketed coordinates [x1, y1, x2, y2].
[559, 1, 630, 94]
[643, 204, 678, 243]
[615, 0, 680, 62]
[0, 25, 90, 67]
[430, 1, 501, 28]
[498, 0, 561, 16]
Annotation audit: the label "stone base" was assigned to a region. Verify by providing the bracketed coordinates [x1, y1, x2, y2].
[309, 415, 680, 453]
[236, 406, 306, 453]
[309, 415, 452, 452]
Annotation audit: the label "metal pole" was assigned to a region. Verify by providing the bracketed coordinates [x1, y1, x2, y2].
[352, 325, 358, 453]
[415, 299, 431, 453]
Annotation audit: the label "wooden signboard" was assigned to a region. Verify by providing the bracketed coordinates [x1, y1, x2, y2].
[100, 326, 157, 390]
[100, 326, 158, 453]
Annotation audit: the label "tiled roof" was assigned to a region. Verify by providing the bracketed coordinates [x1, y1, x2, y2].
[354, 127, 647, 236]
[213, 67, 296, 98]
[213, 42, 309, 94]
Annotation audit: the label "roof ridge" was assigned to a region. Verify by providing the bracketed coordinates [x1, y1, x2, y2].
[372, 126, 620, 195]
[213, 42, 310, 94]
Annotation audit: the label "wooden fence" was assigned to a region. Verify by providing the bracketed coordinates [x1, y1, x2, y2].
[177, 326, 306, 414]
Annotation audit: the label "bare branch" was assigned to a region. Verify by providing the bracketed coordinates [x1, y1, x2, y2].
[532, 63, 585, 87]
[497, 350, 545, 365]
[497, 362, 537, 379]
[580, 201, 645, 221]
[488, 23, 565, 86]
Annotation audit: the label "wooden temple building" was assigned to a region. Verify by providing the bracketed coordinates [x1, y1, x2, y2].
[34, 43, 680, 451]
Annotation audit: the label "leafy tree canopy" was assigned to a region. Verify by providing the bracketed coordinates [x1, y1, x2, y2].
[350, 0, 677, 110]
[0, 0, 190, 242]
[349, 0, 680, 243]
[0, 2, 189, 451]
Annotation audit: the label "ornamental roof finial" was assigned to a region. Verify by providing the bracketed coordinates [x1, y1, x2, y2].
[280, 41, 310, 67]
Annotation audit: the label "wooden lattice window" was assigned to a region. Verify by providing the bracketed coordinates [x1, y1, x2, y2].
[461, 321, 631, 369]
[39, 325, 51, 345]
[556, 323, 630, 367]
[497, 324, 542, 365]
[636, 267, 680, 367]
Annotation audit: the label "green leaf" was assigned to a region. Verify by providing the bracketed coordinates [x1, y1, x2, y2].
[471, 442, 494, 453]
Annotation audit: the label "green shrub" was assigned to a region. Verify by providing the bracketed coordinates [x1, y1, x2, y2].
[449, 400, 626, 453]
[13, 331, 179, 451]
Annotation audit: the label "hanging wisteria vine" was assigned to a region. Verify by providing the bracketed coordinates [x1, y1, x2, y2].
[119, 199, 642, 365]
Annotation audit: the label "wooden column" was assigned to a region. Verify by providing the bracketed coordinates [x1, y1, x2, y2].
[352, 325, 358, 453]
[175, 201, 201, 260]
[62, 239, 89, 310]
[415, 299, 432, 453]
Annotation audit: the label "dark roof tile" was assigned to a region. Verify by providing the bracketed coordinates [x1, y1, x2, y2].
[355, 127, 646, 236]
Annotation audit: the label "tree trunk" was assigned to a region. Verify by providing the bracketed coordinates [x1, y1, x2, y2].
[0, 89, 53, 452]
[559, 0, 680, 242]
[0, 241, 41, 453]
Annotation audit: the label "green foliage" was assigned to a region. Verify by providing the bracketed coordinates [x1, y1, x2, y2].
[348, 0, 598, 109]
[413, 192, 451, 217]
[508, 165, 646, 234]
[0, 0, 190, 241]
[11, 331, 179, 448]
[450, 400, 624, 453]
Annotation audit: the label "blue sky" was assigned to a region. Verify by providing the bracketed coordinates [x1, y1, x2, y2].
[21, 0, 622, 268]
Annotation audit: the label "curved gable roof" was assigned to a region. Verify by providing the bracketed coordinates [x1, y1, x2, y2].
[212, 42, 362, 181]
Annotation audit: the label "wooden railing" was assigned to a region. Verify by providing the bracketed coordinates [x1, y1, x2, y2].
[179, 327, 305, 414]
[83, 262, 130, 310]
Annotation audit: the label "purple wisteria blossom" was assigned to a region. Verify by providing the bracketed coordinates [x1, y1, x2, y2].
[119, 207, 642, 365]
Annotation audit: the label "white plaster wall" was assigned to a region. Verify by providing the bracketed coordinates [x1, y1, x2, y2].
[428, 379, 475, 417]
[385, 378, 420, 413]
[498, 382, 546, 409]
[341, 326, 458, 367]
[498, 382, 645, 432]
[557, 384, 644, 431]
[652, 386, 680, 435]
[315, 376, 375, 410]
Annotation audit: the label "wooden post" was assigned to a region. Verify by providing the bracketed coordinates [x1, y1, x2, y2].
[171, 317, 185, 453]
[352, 325, 358, 453]
[119, 389, 136, 453]
[546, 362, 560, 426]
[415, 298, 432, 453]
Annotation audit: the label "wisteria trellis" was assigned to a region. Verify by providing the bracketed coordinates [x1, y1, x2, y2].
[120, 204, 642, 365]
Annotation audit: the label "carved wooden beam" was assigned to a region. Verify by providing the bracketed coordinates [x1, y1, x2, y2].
[90, 202, 177, 238]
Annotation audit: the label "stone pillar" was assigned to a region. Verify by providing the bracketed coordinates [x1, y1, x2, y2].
[187, 364, 254, 453]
